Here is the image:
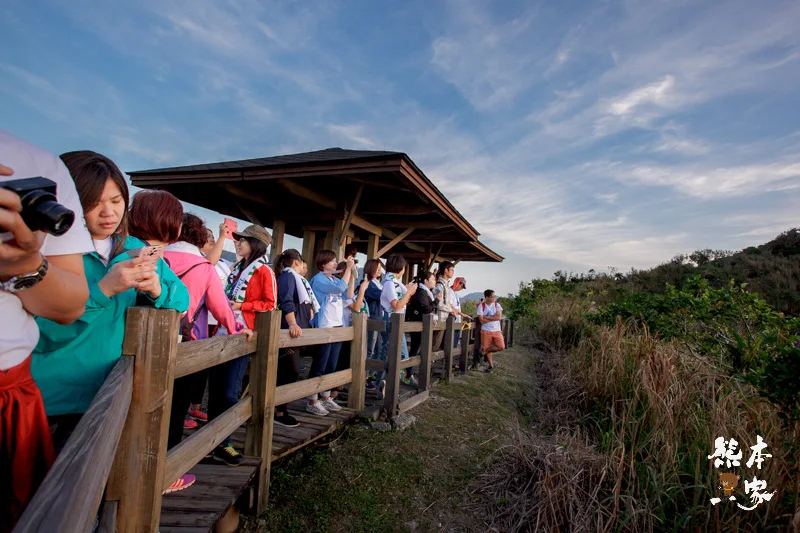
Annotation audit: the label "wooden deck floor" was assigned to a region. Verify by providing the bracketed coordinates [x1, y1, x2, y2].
[166, 399, 358, 531]
[159, 458, 260, 532]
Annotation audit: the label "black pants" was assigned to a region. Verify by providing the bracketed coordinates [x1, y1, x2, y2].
[275, 348, 301, 414]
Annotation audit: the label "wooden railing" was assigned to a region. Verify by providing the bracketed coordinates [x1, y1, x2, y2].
[16, 305, 512, 532]
[14, 357, 134, 533]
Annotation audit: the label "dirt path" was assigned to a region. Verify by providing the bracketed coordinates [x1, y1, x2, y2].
[253, 346, 538, 532]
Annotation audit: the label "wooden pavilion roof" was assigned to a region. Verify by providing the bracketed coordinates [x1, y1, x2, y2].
[128, 148, 503, 262]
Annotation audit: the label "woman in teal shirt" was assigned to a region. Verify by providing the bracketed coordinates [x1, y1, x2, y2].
[31, 151, 189, 424]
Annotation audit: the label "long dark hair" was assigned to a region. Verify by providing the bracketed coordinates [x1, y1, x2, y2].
[274, 249, 303, 276]
[60, 150, 129, 258]
[363, 258, 382, 281]
[236, 236, 268, 271]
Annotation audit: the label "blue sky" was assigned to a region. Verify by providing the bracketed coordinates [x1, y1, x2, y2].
[2, 0, 800, 296]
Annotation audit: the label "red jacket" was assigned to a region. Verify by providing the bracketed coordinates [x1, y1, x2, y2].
[239, 265, 277, 329]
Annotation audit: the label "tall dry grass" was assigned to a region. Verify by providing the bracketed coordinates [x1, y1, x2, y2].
[474, 295, 799, 532]
[573, 319, 799, 531]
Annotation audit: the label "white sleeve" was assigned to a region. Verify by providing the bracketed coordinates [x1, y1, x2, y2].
[476, 304, 484, 317]
[38, 154, 93, 257]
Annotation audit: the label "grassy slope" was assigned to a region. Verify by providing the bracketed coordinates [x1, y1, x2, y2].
[256, 347, 535, 532]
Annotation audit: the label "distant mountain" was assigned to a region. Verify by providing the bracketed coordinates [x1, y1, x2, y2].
[460, 292, 484, 302]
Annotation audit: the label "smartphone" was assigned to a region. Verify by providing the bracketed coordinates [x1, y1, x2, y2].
[126, 245, 163, 263]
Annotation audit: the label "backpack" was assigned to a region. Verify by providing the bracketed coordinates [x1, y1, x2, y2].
[164, 257, 210, 342]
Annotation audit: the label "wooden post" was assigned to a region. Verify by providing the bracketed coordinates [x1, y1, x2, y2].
[105, 308, 180, 533]
[367, 233, 380, 260]
[271, 220, 285, 262]
[510, 320, 515, 347]
[459, 325, 470, 374]
[418, 314, 434, 392]
[383, 313, 404, 418]
[301, 230, 316, 264]
[443, 316, 455, 381]
[348, 312, 368, 411]
[472, 325, 482, 368]
[245, 310, 281, 513]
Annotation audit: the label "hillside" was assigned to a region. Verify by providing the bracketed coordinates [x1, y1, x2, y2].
[460, 292, 484, 302]
[538, 228, 800, 316]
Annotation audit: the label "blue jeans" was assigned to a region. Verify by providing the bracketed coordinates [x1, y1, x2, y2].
[311, 341, 343, 379]
[376, 311, 409, 381]
[208, 354, 250, 445]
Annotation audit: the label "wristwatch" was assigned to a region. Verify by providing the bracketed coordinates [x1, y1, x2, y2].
[1, 256, 49, 293]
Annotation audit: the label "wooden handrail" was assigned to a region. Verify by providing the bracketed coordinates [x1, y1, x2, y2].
[367, 319, 386, 332]
[278, 326, 354, 348]
[163, 397, 253, 491]
[274, 369, 353, 406]
[174, 333, 258, 378]
[398, 355, 421, 370]
[402, 322, 424, 332]
[15, 357, 134, 533]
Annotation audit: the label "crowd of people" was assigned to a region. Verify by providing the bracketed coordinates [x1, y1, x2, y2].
[0, 129, 506, 531]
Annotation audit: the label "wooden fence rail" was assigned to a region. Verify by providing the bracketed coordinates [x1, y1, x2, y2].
[14, 357, 134, 533]
[17, 303, 513, 532]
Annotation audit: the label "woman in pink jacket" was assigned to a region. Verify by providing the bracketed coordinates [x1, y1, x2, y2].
[163, 214, 252, 453]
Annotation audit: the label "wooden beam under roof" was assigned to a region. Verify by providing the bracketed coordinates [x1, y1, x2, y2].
[277, 180, 382, 237]
[376, 228, 413, 257]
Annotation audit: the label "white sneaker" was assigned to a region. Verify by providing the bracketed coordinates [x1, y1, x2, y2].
[320, 398, 342, 412]
[306, 401, 329, 417]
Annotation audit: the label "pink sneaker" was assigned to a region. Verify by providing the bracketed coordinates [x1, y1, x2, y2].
[187, 407, 208, 422]
[163, 474, 196, 494]
[183, 416, 198, 429]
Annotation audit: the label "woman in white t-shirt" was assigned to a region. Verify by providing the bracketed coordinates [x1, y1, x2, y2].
[0, 130, 93, 530]
[374, 254, 417, 400]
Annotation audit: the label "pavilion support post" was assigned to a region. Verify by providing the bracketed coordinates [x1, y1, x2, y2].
[367, 233, 380, 260]
[384, 313, 404, 418]
[271, 220, 285, 262]
[301, 231, 316, 267]
[336, 183, 364, 254]
[443, 316, 455, 382]
[105, 308, 179, 533]
[245, 310, 281, 513]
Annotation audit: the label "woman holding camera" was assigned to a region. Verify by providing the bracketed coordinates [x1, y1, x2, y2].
[30, 151, 190, 491]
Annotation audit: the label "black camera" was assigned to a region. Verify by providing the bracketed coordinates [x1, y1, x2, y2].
[1, 177, 75, 236]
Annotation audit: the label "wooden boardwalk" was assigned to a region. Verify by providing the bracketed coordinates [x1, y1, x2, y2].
[160, 458, 260, 532]
[168, 399, 358, 531]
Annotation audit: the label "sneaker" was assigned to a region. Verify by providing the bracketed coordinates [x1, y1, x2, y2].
[274, 412, 299, 427]
[321, 397, 342, 412]
[183, 416, 198, 429]
[402, 375, 418, 387]
[365, 379, 377, 390]
[187, 407, 208, 422]
[306, 401, 330, 417]
[211, 444, 245, 466]
[375, 380, 386, 400]
[163, 474, 196, 494]
[485, 366, 494, 373]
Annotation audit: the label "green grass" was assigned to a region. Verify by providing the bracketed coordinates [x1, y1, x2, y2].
[256, 348, 535, 532]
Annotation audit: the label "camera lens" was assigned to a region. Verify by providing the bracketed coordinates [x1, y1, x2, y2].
[20, 190, 75, 236]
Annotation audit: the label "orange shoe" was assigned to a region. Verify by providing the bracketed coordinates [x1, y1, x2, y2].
[183, 416, 198, 429]
[163, 474, 196, 494]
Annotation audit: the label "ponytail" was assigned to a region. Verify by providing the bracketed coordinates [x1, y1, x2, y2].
[273, 248, 303, 276]
[414, 270, 434, 285]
